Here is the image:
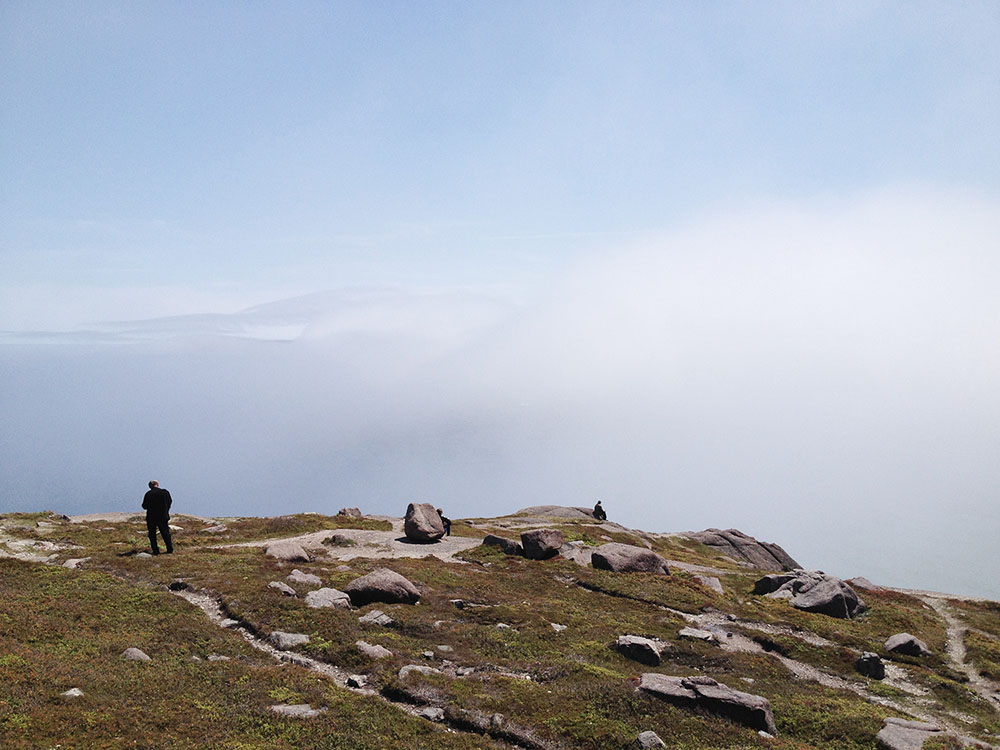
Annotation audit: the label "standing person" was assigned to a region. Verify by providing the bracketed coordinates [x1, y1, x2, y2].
[436, 508, 452, 536]
[142, 480, 173, 554]
[593, 500, 607, 521]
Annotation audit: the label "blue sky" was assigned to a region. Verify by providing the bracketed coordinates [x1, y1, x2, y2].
[3, 2, 997, 327]
[2, 3, 999, 597]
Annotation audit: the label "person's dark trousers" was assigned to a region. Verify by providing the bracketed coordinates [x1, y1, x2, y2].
[147, 516, 173, 554]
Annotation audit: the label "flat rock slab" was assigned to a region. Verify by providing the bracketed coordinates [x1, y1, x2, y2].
[269, 704, 327, 719]
[265, 540, 311, 562]
[639, 673, 776, 735]
[678, 627, 717, 643]
[287, 569, 322, 587]
[268, 631, 310, 650]
[345, 568, 420, 606]
[305, 587, 351, 609]
[874, 718, 991, 750]
[400, 664, 442, 679]
[592, 542, 669, 575]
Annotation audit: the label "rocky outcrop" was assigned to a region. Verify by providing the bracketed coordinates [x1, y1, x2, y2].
[337, 507, 363, 518]
[754, 570, 865, 619]
[591, 543, 669, 575]
[639, 673, 776, 734]
[615, 635, 668, 666]
[520, 529, 563, 560]
[482, 534, 523, 556]
[265, 540, 311, 562]
[404, 502, 445, 543]
[345, 568, 421, 606]
[856, 652, 885, 679]
[358, 609, 395, 627]
[689, 528, 799, 571]
[304, 587, 351, 609]
[884, 633, 930, 657]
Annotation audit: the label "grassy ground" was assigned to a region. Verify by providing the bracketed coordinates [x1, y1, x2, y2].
[2, 511, 998, 749]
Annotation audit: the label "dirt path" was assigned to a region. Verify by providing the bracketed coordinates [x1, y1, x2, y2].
[212, 518, 482, 563]
[921, 595, 1000, 714]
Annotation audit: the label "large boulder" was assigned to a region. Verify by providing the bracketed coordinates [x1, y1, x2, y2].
[689, 528, 800, 571]
[615, 635, 668, 666]
[754, 570, 865, 619]
[337, 507, 363, 518]
[482, 534, 523, 556]
[884, 633, 931, 657]
[404, 502, 445, 543]
[520, 529, 563, 560]
[591, 543, 670, 575]
[265, 541, 311, 562]
[639, 673, 776, 734]
[345, 568, 421, 606]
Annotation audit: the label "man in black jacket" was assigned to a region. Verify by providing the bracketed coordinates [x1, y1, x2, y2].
[142, 480, 173, 554]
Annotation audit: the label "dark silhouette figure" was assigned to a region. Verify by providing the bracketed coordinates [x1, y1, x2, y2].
[593, 500, 607, 521]
[142, 480, 173, 554]
[436, 508, 452, 537]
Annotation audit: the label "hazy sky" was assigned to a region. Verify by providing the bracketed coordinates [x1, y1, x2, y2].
[2, 3, 998, 597]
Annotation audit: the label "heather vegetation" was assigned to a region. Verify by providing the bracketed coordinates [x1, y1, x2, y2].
[1, 509, 997, 749]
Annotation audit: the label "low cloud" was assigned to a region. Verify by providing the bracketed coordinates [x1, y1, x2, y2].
[2, 185, 998, 597]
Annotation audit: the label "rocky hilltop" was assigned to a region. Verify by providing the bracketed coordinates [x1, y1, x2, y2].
[1, 506, 998, 749]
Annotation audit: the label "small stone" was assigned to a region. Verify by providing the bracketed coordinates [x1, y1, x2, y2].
[358, 609, 395, 627]
[436, 645, 454, 654]
[678, 627, 717, 643]
[455, 666, 475, 676]
[61, 688, 84, 698]
[616, 635, 667, 666]
[356, 640, 393, 659]
[135, 552, 153, 559]
[637, 730, 665, 748]
[269, 704, 326, 718]
[167, 580, 189, 591]
[268, 580, 297, 596]
[418, 707, 445, 722]
[202, 524, 228, 533]
[62, 558, 89, 569]
[268, 631, 310, 650]
[122, 647, 151, 662]
[495, 623, 512, 630]
[422, 650, 435, 659]
[758, 730, 774, 739]
[220, 618, 240, 629]
[551, 623, 567, 632]
[207, 654, 230, 662]
[305, 587, 351, 609]
[346, 674, 366, 688]
[189, 655, 203, 662]
[857, 651, 886, 679]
